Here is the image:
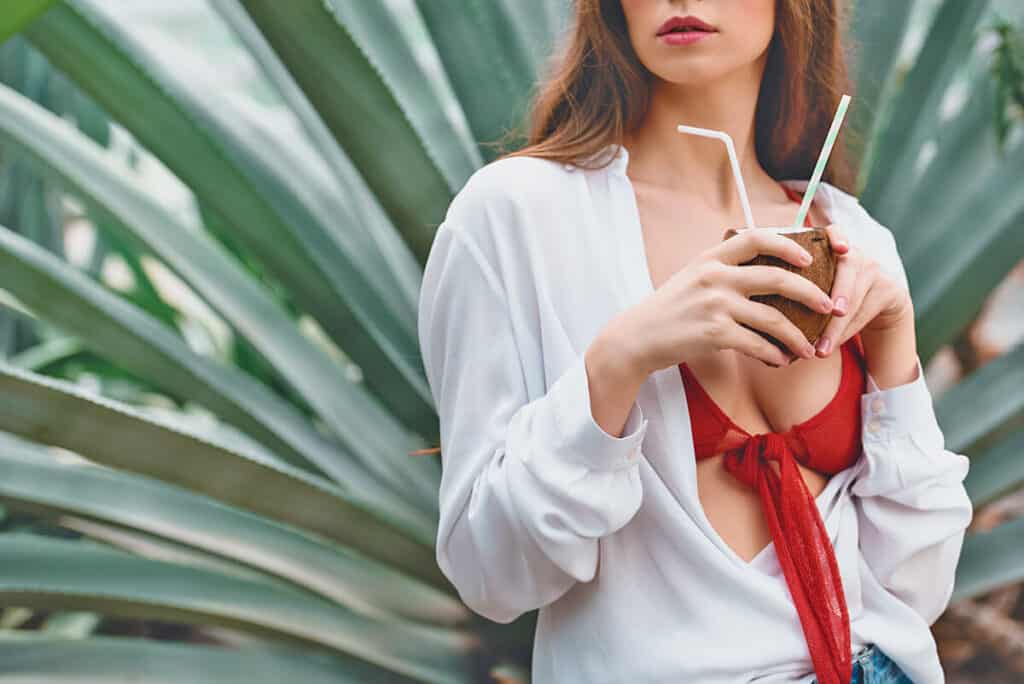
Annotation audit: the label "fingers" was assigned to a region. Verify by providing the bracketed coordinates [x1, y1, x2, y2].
[723, 319, 794, 367]
[729, 295, 817, 361]
[725, 264, 835, 315]
[827, 243, 860, 315]
[815, 258, 872, 357]
[823, 223, 849, 255]
[813, 244, 860, 356]
[715, 228, 813, 269]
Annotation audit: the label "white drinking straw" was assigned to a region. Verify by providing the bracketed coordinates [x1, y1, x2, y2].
[676, 124, 756, 230]
[792, 94, 852, 228]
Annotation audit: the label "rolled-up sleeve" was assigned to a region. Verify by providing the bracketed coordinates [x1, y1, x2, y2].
[850, 222, 973, 626]
[418, 222, 649, 624]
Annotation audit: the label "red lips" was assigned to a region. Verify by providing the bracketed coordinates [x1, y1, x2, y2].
[655, 15, 717, 36]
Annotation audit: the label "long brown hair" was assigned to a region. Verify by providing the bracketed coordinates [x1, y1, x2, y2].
[495, 0, 862, 194]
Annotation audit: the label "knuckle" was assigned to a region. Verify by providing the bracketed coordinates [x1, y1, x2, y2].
[705, 319, 726, 342]
[695, 261, 720, 288]
[771, 269, 788, 290]
[770, 308, 792, 330]
[757, 339, 778, 360]
[746, 230, 768, 250]
[705, 289, 725, 309]
[704, 290, 729, 316]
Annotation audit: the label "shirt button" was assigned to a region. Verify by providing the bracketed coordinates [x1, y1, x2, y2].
[563, 163, 575, 172]
[867, 418, 882, 434]
[870, 397, 885, 414]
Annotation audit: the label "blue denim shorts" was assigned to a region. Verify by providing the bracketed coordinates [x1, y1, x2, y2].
[812, 643, 914, 683]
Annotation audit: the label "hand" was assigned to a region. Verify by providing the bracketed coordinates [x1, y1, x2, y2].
[611, 227, 837, 376]
[812, 223, 914, 358]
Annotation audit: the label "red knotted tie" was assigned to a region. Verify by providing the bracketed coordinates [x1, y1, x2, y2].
[722, 432, 852, 684]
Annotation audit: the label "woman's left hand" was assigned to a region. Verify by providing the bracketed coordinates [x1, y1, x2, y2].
[812, 223, 914, 358]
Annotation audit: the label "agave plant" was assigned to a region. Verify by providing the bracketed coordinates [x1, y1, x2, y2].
[0, 0, 1020, 681]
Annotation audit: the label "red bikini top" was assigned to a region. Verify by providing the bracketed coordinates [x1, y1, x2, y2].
[677, 183, 866, 684]
[681, 331, 867, 470]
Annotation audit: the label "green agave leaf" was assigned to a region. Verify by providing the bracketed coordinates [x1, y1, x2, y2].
[0, 634, 414, 683]
[953, 515, 1024, 602]
[40, 611, 102, 638]
[963, 430, 1024, 508]
[0, 81, 441, 513]
[7, 336, 84, 371]
[0, 634, 421, 683]
[0, 0, 57, 45]
[935, 341, 1024, 456]
[413, 0, 543, 160]
[494, 0, 569, 74]
[0, 607, 33, 630]
[889, 76, 997, 263]
[907, 135, 1024, 362]
[0, 221, 435, 522]
[0, 535, 472, 682]
[25, 1, 439, 438]
[91, 217, 183, 332]
[0, 363, 448, 590]
[237, 0, 477, 261]
[0, 432, 465, 625]
[0, 155, 63, 256]
[860, 0, 992, 218]
[0, 33, 111, 146]
[209, 0, 423, 323]
[56, 515, 285, 588]
[847, 0, 914, 190]
[315, 0, 480, 187]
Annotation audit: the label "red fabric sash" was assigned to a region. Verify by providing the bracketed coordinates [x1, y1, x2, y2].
[724, 433, 852, 684]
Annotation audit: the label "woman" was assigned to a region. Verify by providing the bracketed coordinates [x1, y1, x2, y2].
[417, 1, 973, 682]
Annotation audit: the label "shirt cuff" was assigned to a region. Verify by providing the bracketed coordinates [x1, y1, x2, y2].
[550, 353, 649, 472]
[862, 354, 945, 453]
[855, 355, 947, 497]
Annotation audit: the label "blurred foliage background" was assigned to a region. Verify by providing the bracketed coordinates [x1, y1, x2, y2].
[0, 1, 1022, 682]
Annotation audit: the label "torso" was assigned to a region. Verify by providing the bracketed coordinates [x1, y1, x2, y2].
[630, 175, 841, 563]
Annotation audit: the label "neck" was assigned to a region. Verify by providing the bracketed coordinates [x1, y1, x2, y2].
[623, 60, 775, 213]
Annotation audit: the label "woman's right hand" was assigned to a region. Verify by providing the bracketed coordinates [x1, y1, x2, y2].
[612, 228, 837, 376]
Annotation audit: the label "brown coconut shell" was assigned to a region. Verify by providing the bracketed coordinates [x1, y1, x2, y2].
[726, 227, 837, 354]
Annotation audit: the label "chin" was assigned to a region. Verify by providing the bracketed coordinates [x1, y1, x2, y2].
[652, 64, 739, 88]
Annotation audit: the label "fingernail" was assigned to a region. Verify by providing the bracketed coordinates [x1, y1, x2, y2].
[801, 251, 812, 265]
[834, 296, 847, 314]
[821, 294, 834, 312]
[816, 336, 832, 355]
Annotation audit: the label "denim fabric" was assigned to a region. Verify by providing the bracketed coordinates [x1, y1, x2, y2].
[811, 644, 915, 683]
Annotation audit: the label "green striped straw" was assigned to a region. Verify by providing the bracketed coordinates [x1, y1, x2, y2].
[792, 94, 852, 228]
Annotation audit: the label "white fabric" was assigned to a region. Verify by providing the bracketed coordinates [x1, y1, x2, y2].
[417, 143, 973, 684]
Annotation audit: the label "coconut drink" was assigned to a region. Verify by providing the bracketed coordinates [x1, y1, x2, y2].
[725, 226, 837, 353]
[678, 94, 851, 358]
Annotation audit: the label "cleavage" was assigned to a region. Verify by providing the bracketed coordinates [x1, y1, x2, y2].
[689, 347, 844, 437]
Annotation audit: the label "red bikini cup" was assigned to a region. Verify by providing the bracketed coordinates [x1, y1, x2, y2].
[678, 184, 866, 684]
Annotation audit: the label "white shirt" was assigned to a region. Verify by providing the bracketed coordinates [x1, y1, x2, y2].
[417, 143, 973, 684]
